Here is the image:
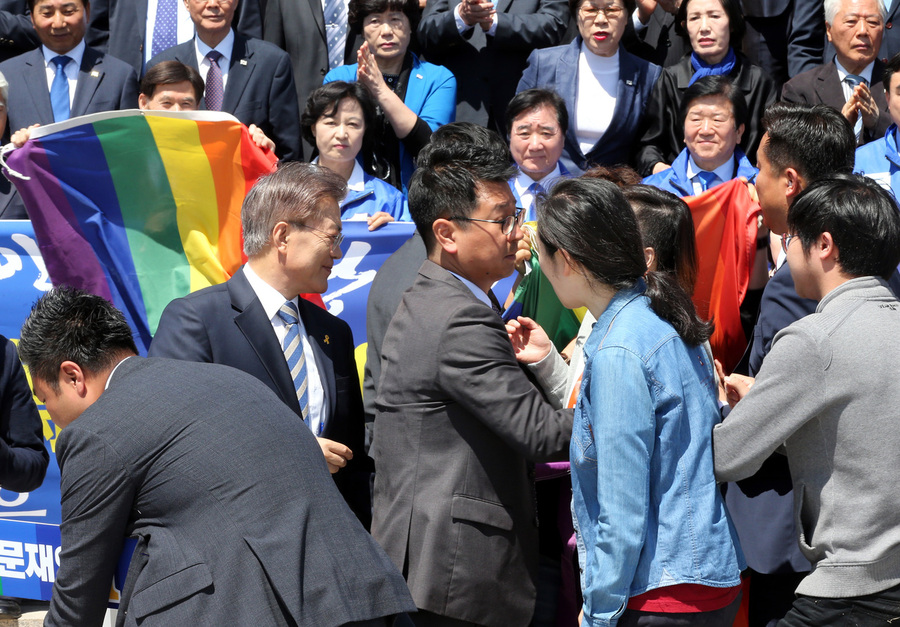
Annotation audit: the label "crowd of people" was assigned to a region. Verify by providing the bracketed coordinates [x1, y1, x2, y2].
[2, 0, 900, 624]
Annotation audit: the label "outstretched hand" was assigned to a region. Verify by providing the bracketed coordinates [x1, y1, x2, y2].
[714, 359, 754, 408]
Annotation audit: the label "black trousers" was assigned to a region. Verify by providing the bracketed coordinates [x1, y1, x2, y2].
[778, 583, 900, 626]
[616, 590, 742, 627]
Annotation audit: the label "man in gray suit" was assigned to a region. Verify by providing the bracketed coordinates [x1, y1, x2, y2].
[372, 123, 573, 627]
[19, 287, 415, 627]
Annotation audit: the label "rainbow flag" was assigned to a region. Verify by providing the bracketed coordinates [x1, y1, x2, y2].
[685, 179, 760, 372]
[2, 110, 277, 353]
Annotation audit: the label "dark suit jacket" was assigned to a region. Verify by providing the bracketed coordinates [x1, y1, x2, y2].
[781, 59, 892, 146]
[263, 0, 360, 160]
[418, 0, 569, 134]
[631, 6, 688, 68]
[880, 0, 900, 63]
[518, 39, 662, 171]
[85, 0, 261, 75]
[0, 0, 38, 64]
[0, 45, 139, 131]
[148, 267, 372, 528]
[635, 52, 778, 175]
[148, 34, 301, 161]
[372, 260, 573, 626]
[0, 336, 49, 493]
[45, 357, 414, 627]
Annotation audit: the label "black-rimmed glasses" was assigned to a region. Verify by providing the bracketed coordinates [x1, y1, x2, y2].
[449, 208, 526, 235]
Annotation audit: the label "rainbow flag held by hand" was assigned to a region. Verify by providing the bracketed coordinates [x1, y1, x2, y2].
[685, 178, 761, 372]
[2, 110, 277, 353]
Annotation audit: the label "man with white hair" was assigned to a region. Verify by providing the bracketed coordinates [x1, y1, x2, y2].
[782, 0, 892, 146]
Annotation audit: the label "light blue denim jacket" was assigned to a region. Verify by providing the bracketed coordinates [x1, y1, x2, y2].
[572, 280, 744, 627]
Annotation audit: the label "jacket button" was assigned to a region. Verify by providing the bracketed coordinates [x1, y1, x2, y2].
[888, 21, 893, 28]
[320, 68, 327, 75]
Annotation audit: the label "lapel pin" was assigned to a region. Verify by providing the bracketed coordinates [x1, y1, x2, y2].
[324, 335, 330, 344]
[416, 73, 423, 79]
[240, 59, 248, 65]
[625, 79, 633, 86]
[91, 70, 100, 77]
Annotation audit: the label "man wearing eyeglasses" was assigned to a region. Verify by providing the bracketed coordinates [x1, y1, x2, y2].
[372, 122, 573, 627]
[149, 161, 374, 530]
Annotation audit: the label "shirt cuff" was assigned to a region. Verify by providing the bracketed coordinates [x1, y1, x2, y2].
[486, 12, 498, 36]
[454, 4, 473, 33]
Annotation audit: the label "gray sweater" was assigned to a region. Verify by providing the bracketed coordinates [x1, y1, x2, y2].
[713, 276, 900, 598]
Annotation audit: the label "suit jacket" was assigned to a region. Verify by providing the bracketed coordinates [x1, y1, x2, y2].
[781, 59, 892, 146]
[0, 0, 38, 64]
[635, 52, 778, 176]
[372, 260, 573, 626]
[417, 0, 569, 134]
[880, 0, 900, 63]
[631, 5, 688, 68]
[0, 45, 138, 131]
[263, 0, 360, 160]
[518, 39, 662, 172]
[85, 0, 261, 75]
[148, 35, 301, 161]
[148, 267, 372, 528]
[0, 336, 49, 493]
[45, 357, 414, 627]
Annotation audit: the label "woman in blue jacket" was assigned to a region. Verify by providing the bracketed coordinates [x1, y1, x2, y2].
[302, 81, 409, 229]
[324, 0, 456, 194]
[534, 177, 744, 626]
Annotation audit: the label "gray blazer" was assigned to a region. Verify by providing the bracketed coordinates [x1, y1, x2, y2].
[45, 357, 414, 627]
[372, 260, 573, 626]
[0, 46, 138, 131]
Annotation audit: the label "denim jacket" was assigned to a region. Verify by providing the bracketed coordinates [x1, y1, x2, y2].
[572, 280, 744, 627]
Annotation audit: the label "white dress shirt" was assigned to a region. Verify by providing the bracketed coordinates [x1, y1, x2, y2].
[194, 29, 235, 90]
[243, 263, 329, 435]
[42, 40, 86, 109]
[513, 163, 563, 222]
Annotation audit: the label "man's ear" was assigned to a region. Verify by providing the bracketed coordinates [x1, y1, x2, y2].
[432, 218, 458, 255]
[59, 360, 88, 397]
[784, 167, 805, 201]
[818, 231, 838, 263]
[272, 221, 291, 252]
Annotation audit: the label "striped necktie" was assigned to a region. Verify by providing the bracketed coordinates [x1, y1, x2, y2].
[844, 73, 866, 140]
[277, 301, 311, 427]
[324, 0, 347, 69]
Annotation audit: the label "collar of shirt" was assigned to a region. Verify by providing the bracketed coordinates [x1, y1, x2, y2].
[447, 270, 492, 309]
[42, 40, 86, 75]
[513, 164, 562, 220]
[346, 160, 366, 192]
[242, 262, 302, 331]
[195, 29, 234, 79]
[835, 57, 875, 100]
[104, 355, 135, 390]
[686, 153, 735, 190]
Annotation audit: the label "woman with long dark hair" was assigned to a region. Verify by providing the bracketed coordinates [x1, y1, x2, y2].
[531, 177, 743, 625]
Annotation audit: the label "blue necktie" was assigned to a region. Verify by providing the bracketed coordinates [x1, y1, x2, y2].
[205, 50, 224, 111]
[324, 0, 347, 69]
[696, 170, 718, 192]
[50, 55, 71, 123]
[844, 73, 866, 140]
[151, 0, 178, 58]
[277, 301, 312, 429]
[527, 182, 544, 221]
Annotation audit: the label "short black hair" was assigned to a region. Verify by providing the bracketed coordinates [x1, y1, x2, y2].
[141, 61, 204, 102]
[762, 102, 856, 183]
[788, 174, 900, 280]
[883, 50, 900, 95]
[679, 75, 749, 130]
[675, 0, 745, 50]
[505, 88, 569, 136]
[28, 0, 88, 10]
[300, 81, 377, 170]
[408, 123, 516, 250]
[18, 287, 138, 390]
[348, 0, 420, 31]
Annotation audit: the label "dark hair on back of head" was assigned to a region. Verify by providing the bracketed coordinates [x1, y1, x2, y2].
[408, 123, 516, 249]
[680, 75, 749, 129]
[788, 173, 900, 280]
[301, 81, 378, 173]
[18, 287, 138, 390]
[623, 185, 699, 295]
[538, 178, 712, 345]
[762, 102, 855, 182]
[505, 88, 569, 136]
[883, 51, 900, 95]
[581, 164, 644, 187]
